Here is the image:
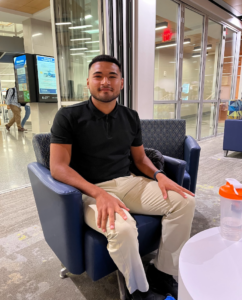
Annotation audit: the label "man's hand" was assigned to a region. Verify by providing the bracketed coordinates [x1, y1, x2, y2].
[96, 191, 130, 232]
[156, 173, 195, 199]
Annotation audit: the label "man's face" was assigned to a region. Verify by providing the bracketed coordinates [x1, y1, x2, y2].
[87, 61, 124, 103]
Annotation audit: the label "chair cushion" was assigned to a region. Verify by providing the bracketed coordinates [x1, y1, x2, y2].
[84, 214, 162, 281]
[141, 120, 185, 159]
[182, 170, 191, 191]
[32, 133, 51, 169]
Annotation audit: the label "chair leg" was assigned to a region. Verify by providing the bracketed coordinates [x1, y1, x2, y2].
[117, 270, 128, 300]
[60, 267, 68, 279]
[224, 150, 228, 157]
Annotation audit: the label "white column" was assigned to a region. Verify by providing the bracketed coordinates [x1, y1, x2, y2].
[133, 0, 156, 119]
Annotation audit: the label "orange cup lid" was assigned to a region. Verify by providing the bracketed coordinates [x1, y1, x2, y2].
[219, 181, 242, 200]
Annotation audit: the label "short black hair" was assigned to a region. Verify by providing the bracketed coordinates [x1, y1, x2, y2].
[88, 54, 122, 74]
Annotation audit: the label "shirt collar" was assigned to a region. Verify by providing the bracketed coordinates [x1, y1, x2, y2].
[88, 96, 119, 119]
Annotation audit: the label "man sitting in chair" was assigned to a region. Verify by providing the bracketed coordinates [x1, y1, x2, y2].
[50, 55, 195, 300]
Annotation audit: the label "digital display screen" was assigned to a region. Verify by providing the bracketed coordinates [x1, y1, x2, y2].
[36, 55, 57, 102]
[14, 55, 30, 103]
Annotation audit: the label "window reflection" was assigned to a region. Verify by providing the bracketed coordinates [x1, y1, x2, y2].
[53, 0, 102, 102]
[182, 9, 204, 101]
[154, 0, 179, 101]
[154, 104, 176, 119]
[203, 21, 223, 100]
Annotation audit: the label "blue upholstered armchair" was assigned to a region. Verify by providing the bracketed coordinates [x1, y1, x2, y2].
[223, 119, 242, 156]
[28, 119, 200, 299]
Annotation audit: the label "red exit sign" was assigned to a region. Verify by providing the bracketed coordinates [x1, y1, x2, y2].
[162, 28, 173, 42]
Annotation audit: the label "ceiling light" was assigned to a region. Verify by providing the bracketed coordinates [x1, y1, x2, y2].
[1, 80, 15, 82]
[85, 15, 92, 19]
[85, 50, 100, 52]
[85, 41, 99, 44]
[70, 53, 85, 56]
[156, 38, 190, 49]
[193, 44, 212, 51]
[83, 29, 99, 34]
[69, 25, 93, 29]
[169, 61, 176, 63]
[70, 48, 88, 50]
[155, 21, 168, 31]
[70, 38, 91, 41]
[32, 33, 42, 37]
[192, 52, 208, 57]
[56, 22, 72, 25]
[87, 60, 92, 62]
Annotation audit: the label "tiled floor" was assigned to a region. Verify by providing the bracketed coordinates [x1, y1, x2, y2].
[0, 122, 35, 192]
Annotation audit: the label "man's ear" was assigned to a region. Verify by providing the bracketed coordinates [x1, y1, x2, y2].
[120, 78, 124, 90]
[87, 78, 90, 89]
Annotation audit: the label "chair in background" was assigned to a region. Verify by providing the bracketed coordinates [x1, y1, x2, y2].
[223, 119, 242, 156]
[28, 119, 200, 300]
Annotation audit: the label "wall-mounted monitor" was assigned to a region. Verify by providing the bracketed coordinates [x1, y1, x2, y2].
[13, 54, 37, 104]
[35, 55, 57, 103]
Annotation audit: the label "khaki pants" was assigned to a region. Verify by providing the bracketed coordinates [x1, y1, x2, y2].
[7, 105, 21, 129]
[82, 174, 195, 294]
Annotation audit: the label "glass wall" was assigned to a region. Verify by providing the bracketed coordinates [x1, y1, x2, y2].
[182, 9, 203, 101]
[53, 0, 103, 103]
[203, 21, 223, 101]
[221, 29, 237, 100]
[154, 0, 179, 102]
[153, 0, 241, 140]
[0, 22, 23, 37]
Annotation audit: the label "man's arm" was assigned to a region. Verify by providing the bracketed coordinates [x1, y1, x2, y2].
[50, 143, 129, 232]
[130, 145, 194, 199]
[5, 89, 13, 105]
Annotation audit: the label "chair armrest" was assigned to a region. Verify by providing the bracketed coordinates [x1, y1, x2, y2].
[184, 136, 201, 194]
[27, 162, 85, 275]
[163, 155, 186, 186]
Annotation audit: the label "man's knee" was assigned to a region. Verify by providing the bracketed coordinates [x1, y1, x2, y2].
[107, 215, 138, 244]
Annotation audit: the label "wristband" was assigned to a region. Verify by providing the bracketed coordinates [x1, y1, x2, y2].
[154, 170, 166, 181]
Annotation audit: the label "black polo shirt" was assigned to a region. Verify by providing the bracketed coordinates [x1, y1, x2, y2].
[50, 97, 143, 184]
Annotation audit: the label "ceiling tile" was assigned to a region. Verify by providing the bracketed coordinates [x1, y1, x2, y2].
[25, 0, 50, 8]
[223, 0, 242, 6]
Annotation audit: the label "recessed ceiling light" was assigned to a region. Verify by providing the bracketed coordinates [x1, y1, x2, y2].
[85, 15, 92, 19]
[56, 22, 72, 25]
[69, 25, 93, 29]
[70, 48, 88, 50]
[70, 38, 91, 41]
[155, 21, 168, 31]
[32, 33, 42, 37]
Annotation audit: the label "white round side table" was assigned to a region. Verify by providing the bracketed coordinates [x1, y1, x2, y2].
[178, 227, 242, 300]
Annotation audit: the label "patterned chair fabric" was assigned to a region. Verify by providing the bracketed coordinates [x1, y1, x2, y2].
[32, 133, 51, 170]
[32, 120, 186, 168]
[141, 119, 185, 159]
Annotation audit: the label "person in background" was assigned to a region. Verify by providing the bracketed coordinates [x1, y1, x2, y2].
[21, 103, 31, 129]
[5, 86, 26, 132]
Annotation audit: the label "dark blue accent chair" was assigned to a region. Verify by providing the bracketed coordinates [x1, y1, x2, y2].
[223, 119, 242, 156]
[28, 119, 200, 291]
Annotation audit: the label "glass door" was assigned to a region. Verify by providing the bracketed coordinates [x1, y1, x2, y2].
[180, 7, 204, 139]
[153, 0, 180, 120]
[200, 20, 223, 139]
